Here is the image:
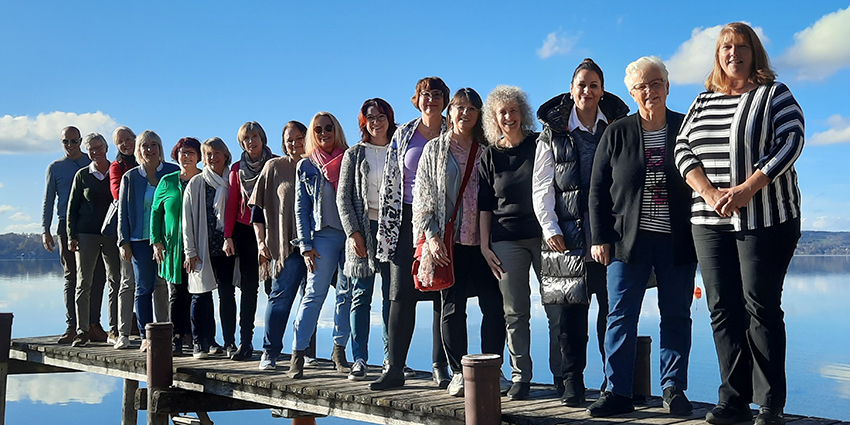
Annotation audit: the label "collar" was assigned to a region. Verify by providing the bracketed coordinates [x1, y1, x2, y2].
[568, 104, 608, 134]
[138, 162, 164, 178]
[89, 162, 106, 181]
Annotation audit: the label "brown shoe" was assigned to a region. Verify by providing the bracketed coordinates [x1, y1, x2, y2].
[89, 323, 109, 342]
[57, 327, 76, 344]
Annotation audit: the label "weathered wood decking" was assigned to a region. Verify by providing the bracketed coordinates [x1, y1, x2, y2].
[8, 335, 847, 425]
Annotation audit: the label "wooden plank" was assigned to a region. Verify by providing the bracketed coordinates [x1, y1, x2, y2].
[134, 388, 273, 413]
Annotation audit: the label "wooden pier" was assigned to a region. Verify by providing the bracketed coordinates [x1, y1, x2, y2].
[5, 334, 848, 425]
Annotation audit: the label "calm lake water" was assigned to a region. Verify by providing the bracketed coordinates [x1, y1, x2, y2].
[2, 256, 848, 423]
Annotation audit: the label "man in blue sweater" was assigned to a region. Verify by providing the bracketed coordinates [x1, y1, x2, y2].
[41, 126, 107, 344]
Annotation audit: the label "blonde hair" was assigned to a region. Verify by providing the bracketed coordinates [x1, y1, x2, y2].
[112, 126, 135, 145]
[201, 137, 232, 168]
[304, 112, 348, 156]
[236, 121, 268, 152]
[482, 85, 535, 145]
[705, 22, 775, 93]
[134, 130, 164, 165]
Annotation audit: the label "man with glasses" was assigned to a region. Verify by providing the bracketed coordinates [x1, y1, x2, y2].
[42, 126, 106, 344]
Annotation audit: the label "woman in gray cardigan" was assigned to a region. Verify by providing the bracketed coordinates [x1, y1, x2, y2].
[336, 98, 397, 380]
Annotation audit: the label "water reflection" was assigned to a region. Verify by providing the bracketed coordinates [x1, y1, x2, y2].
[8, 374, 116, 405]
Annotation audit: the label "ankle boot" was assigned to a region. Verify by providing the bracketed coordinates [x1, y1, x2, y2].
[561, 373, 586, 407]
[332, 344, 350, 373]
[369, 366, 405, 390]
[289, 350, 305, 379]
[432, 363, 451, 389]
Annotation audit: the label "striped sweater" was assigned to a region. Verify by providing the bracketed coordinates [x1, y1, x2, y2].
[674, 82, 804, 231]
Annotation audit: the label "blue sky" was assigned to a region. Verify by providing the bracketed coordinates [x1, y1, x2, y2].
[2, 0, 849, 233]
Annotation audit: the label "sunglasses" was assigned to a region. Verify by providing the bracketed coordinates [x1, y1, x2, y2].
[62, 138, 81, 145]
[314, 124, 335, 135]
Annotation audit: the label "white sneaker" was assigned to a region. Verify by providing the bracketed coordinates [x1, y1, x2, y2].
[304, 356, 319, 368]
[448, 373, 464, 397]
[348, 359, 367, 381]
[499, 371, 512, 395]
[113, 335, 131, 349]
[258, 352, 276, 370]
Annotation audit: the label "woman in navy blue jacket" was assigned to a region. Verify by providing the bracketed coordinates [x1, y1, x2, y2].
[118, 130, 179, 352]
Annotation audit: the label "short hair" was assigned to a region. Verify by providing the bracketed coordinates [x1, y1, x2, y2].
[83, 133, 108, 151]
[448, 88, 486, 146]
[624, 56, 670, 89]
[61, 126, 81, 138]
[237, 121, 268, 152]
[170, 137, 201, 162]
[112, 126, 136, 145]
[357, 98, 398, 143]
[573, 58, 605, 89]
[482, 85, 535, 145]
[281, 120, 307, 154]
[201, 137, 232, 167]
[411, 77, 450, 112]
[304, 112, 348, 157]
[134, 130, 164, 164]
[706, 22, 776, 93]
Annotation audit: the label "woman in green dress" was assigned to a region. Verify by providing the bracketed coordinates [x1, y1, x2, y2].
[151, 137, 202, 355]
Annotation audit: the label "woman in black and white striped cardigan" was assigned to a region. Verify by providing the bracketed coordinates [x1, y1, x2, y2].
[674, 22, 804, 425]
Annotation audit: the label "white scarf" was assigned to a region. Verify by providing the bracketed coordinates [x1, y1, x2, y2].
[202, 166, 229, 230]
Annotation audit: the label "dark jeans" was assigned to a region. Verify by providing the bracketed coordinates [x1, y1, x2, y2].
[692, 219, 800, 410]
[211, 253, 238, 346]
[441, 244, 506, 373]
[229, 222, 261, 345]
[130, 241, 163, 339]
[169, 268, 191, 338]
[262, 251, 307, 357]
[191, 291, 215, 349]
[349, 220, 391, 362]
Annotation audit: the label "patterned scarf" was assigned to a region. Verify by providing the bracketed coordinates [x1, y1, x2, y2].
[201, 165, 229, 230]
[310, 146, 345, 190]
[238, 146, 273, 201]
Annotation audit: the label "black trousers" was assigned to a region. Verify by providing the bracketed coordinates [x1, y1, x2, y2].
[440, 244, 506, 373]
[692, 218, 800, 410]
[230, 222, 260, 345]
[559, 261, 607, 378]
[169, 268, 192, 338]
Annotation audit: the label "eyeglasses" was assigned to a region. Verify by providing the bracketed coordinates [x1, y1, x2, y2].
[314, 124, 335, 135]
[366, 114, 387, 123]
[631, 79, 666, 93]
[62, 138, 81, 145]
[453, 105, 478, 114]
[420, 91, 444, 100]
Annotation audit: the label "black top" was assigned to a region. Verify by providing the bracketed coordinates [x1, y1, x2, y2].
[205, 183, 226, 257]
[67, 166, 112, 239]
[478, 133, 542, 243]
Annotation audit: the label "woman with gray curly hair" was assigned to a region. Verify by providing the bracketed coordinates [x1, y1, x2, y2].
[478, 85, 540, 400]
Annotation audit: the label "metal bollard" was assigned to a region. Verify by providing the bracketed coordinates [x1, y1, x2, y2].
[633, 335, 652, 400]
[146, 322, 173, 425]
[0, 313, 13, 425]
[461, 354, 501, 425]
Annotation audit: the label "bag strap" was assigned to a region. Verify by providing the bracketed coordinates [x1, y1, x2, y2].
[448, 141, 478, 224]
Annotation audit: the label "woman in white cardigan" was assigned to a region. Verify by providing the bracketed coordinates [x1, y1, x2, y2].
[183, 137, 238, 358]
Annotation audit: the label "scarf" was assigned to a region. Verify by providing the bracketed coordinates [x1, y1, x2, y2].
[310, 146, 345, 190]
[116, 152, 137, 167]
[202, 166, 229, 230]
[238, 146, 273, 201]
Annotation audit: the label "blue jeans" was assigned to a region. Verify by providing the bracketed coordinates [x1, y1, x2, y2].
[262, 251, 307, 358]
[130, 240, 163, 339]
[292, 227, 348, 351]
[349, 220, 391, 362]
[603, 231, 696, 397]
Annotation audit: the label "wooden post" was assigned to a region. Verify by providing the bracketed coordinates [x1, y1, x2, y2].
[292, 418, 316, 425]
[461, 353, 501, 425]
[146, 322, 173, 425]
[0, 313, 13, 425]
[122, 379, 139, 425]
[633, 335, 652, 402]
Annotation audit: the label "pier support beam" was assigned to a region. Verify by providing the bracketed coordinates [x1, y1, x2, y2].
[633, 335, 652, 402]
[461, 353, 501, 425]
[146, 322, 173, 425]
[122, 379, 139, 425]
[0, 313, 13, 425]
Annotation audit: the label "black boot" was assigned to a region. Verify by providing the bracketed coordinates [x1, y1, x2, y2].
[561, 373, 586, 407]
[432, 363, 451, 389]
[332, 344, 350, 373]
[289, 350, 305, 379]
[369, 366, 405, 390]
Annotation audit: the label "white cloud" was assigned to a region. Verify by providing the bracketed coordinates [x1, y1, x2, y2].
[4, 222, 41, 233]
[0, 111, 119, 154]
[0, 182, 4, 188]
[665, 23, 767, 85]
[779, 7, 850, 80]
[537, 30, 580, 59]
[802, 215, 850, 231]
[0, 205, 13, 214]
[810, 114, 850, 145]
[8, 212, 30, 221]
[7, 374, 116, 404]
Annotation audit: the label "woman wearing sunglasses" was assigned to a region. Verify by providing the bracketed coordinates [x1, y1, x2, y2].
[371, 77, 451, 390]
[289, 112, 351, 378]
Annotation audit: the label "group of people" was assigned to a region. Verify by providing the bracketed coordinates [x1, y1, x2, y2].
[42, 23, 802, 425]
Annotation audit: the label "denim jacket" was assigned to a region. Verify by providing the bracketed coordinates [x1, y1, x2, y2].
[293, 157, 328, 253]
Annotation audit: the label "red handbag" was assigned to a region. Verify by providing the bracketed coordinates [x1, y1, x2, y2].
[412, 141, 478, 291]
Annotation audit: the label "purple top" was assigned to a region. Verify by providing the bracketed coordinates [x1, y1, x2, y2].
[402, 130, 428, 204]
